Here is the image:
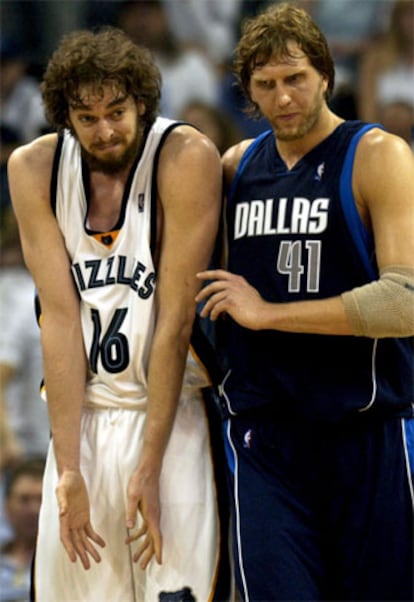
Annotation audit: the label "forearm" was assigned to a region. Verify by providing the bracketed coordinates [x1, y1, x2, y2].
[140, 325, 191, 472]
[41, 315, 87, 474]
[259, 295, 352, 335]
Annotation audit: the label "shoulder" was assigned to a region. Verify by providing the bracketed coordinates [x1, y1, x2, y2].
[8, 133, 59, 213]
[355, 126, 414, 174]
[159, 123, 221, 171]
[222, 139, 255, 188]
[8, 133, 59, 179]
[353, 126, 414, 201]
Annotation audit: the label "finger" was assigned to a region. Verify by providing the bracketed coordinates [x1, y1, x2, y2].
[196, 269, 229, 281]
[85, 523, 106, 548]
[195, 278, 232, 304]
[132, 536, 153, 567]
[126, 498, 139, 530]
[61, 536, 77, 563]
[145, 517, 162, 564]
[59, 521, 77, 562]
[125, 523, 147, 545]
[82, 537, 102, 564]
[138, 544, 155, 570]
[71, 530, 91, 570]
[199, 292, 229, 319]
[153, 531, 162, 565]
[195, 284, 215, 303]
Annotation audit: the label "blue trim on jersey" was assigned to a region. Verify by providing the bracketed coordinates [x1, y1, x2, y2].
[404, 417, 414, 477]
[224, 419, 235, 475]
[227, 130, 273, 203]
[340, 124, 383, 279]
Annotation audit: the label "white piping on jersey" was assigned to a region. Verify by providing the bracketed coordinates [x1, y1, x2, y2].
[227, 419, 250, 602]
[219, 370, 237, 416]
[358, 338, 378, 413]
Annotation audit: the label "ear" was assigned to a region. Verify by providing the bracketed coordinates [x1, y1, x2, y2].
[137, 101, 146, 116]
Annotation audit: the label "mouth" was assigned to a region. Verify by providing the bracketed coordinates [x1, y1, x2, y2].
[93, 140, 122, 152]
[276, 113, 299, 122]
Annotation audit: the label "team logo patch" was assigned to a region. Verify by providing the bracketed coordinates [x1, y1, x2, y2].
[158, 586, 196, 601]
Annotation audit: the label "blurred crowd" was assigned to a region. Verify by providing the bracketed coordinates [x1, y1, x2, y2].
[0, 0, 413, 599]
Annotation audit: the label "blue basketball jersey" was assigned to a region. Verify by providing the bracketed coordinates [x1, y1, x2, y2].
[222, 121, 414, 422]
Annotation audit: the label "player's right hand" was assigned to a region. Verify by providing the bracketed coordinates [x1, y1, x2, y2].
[56, 470, 106, 570]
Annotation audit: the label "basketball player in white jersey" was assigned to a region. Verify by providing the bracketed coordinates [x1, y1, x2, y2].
[8, 27, 225, 601]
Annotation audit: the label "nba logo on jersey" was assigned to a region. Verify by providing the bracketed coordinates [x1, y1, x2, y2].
[243, 429, 253, 448]
[314, 162, 325, 181]
[138, 193, 145, 212]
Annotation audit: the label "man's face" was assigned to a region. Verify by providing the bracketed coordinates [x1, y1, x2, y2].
[68, 84, 146, 174]
[250, 41, 328, 142]
[6, 475, 43, 544]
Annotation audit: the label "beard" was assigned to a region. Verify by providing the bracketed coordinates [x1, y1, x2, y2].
[274, 85, 325, 142]
[79, 123, 143, 175]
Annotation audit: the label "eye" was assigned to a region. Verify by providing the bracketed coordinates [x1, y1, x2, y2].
[111, 109, 125, 119]
[78, 115, 96, 124]
[286, 73, 303, 85]
[256, 80, 275, 90]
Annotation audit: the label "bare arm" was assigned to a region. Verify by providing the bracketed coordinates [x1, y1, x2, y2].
[197, 129, 414, 337]
[7, 135, 105, 567]
[125, 126, 222, 566]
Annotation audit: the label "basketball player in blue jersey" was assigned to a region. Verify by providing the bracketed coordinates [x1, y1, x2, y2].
[196, 3, 414, 601]
[7, 27, 226, 601]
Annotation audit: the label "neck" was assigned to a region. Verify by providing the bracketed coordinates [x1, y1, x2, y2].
[276, 109, 344, 169]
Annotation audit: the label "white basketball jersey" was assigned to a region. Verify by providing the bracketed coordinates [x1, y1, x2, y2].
[53, 118, 209, 409]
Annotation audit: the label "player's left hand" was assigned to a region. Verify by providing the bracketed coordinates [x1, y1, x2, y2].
[196, 269, 266, 329]
[125, 468, 162, 569]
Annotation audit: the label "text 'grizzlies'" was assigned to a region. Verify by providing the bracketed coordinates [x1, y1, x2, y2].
[72, 255, 156, 299]
[234, 197, 330, 239]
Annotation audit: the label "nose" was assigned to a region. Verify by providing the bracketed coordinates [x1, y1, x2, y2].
[95, 119, 115, 142]
[275, 85, 291, 108]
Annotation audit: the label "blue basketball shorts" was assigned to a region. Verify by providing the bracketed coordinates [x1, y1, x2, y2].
[224, 413, 414, 601]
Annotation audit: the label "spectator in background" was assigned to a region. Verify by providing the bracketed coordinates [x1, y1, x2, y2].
[0, 35, 49, 557]
[378, 100, 414, 150]
[0, 37, 48, 145]
[163, 0, 241, 66]
[358, 0, 414, 124]
[1, 36, 48, 221]
[179, 99, 242, 155]
[0, 207, 49, 471]
[0, 458, 44, 602]
[0, 35, 50, 471]
[116, 0, 220, 119]
[312, 0, 391, 119]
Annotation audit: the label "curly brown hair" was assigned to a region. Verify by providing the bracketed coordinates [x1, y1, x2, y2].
[40, 26, 161, 132]
[234, 2, 335, 118]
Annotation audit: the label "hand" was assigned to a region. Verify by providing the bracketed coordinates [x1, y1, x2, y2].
[125, 467, 162, 569]
[196, 269, 266, 329]
[56, 470, 105, 569]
